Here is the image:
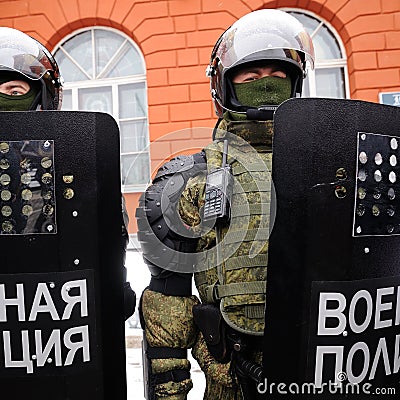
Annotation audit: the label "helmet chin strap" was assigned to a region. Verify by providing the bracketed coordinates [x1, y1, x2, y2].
[245, 106, 277, 120]
[212, 90, 277, 120]
[29, 90, 42, 110]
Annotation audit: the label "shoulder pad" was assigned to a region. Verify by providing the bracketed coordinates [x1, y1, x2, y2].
[154, 152, 207, 181]
[154, 155, 194, 181]
[135, 151, 207, 277]
[136, 152, 207, 231]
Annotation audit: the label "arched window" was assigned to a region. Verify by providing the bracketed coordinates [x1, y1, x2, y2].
[53, 27, 150, 192]
[285, 10, 349, 98]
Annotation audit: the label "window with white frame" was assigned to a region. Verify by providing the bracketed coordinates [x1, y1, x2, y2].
[285, 10, 349, 99]
[53, 27, 150, 192]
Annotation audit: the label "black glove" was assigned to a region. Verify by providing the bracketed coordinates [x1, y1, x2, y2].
[123, 281, 136, 320]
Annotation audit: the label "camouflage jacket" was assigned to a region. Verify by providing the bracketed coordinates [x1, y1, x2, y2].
[179, 118, 274, 335]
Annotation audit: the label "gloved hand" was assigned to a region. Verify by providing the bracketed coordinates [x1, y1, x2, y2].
[123, 281, 136, 320]
[192, 332, 234, 387]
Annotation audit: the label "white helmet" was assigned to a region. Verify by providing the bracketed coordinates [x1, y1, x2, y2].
[0, 27, 63, 110]
[206, 9, 315, 118]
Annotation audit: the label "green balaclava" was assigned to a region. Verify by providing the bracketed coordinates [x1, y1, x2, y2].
[230, 76, 292, 121]
[0, 71, 40, 111]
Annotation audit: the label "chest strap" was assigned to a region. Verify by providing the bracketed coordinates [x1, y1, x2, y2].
[206, 281, 266, 303]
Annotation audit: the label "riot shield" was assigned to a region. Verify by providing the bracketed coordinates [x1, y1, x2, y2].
[0, 111, 126, 399]
[264, 98, 400, 397]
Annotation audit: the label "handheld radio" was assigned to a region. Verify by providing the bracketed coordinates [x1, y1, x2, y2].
[203, 140, 233, 222]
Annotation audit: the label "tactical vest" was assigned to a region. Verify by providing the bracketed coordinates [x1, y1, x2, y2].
[194, 119, 273, 336]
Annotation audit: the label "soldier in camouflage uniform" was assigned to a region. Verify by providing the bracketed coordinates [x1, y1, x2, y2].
[137, 9, 315, 400]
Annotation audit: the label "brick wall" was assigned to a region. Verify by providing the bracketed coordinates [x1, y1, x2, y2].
[1, 0, 399, 232]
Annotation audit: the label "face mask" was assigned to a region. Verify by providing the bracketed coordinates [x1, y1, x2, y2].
[0, 71, 41, 111]
[233, 76, 292, 108]
[0, 89, 39, 111]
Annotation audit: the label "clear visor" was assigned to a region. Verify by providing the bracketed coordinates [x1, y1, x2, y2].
[0, 27, 53, 80]
[217, 9, 315, 70]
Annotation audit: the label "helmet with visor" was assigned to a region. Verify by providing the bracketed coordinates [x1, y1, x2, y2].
[207, 9, 315, 118]
[0, 27, 63, 110]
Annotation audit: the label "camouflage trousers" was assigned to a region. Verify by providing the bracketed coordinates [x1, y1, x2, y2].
[141, 290, 263, 400]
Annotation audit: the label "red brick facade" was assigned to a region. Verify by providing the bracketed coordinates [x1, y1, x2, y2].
[1, 0, 399, 232]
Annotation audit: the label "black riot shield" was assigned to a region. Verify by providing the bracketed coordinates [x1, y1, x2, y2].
[0, 111, 126, 399]
[263, 98, 400, 396]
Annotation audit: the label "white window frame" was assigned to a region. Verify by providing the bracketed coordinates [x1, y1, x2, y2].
[282, 8, 350, 99]
[52, 27, 151, 193]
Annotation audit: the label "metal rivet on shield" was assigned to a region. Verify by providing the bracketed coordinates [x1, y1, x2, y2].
[335, 168, 347, 180]
[74, 259, 80, 266]
[387, 206, 395, 217]
[22, 189, 33, 201]
[20, 172, 32, 185]
[156, 202, 161, 207]
[42, 190, 52, 200]
[374, 170, 382, 182]
[335, 185, 347, 198]
[356, 204, 365, 216]
[43, 141, 51, 149]
[31, 355, 37, 360]
[374, 153, 383, 165]
[72, 210, 78, 217]
[1, 205, 12, 217]
[47, 358, 52, 363]
[361, 134, 366, 141]
[387, 225, 395, 234]
[157, 225, 162, 229]
[364, 247, 369, 254]
[46, 224, 54, 232]
[342, 331, 348, 337]
[43, 205, 54, 216]
[356, 226, 362, 234]
[373, 189, 381, 200]
[0, 158, 10, 170]
[358, 169, 367, 182]
[358, 152, 367, 164]
[0, 174, 10, 186]
[358, 187, 366, 200]
[63, 175, 74, 184]
[2, 221, 13, 233]
[170, 181, 175, 186]
[41, 157, 52, 169]
[63, 188, 75, 200]
[0, 142, 9, 153]
[41, 173, 53, 185]
[22, 205, 33, 216]
[1, 190, 11, 201]
[49, 282, 55, 289]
